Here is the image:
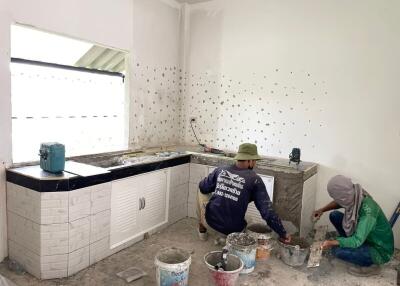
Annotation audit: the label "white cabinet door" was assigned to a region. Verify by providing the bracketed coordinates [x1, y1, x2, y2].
[246, 175, 274, 225]
[110, 176, 141, 248]
[140, 170, 168, 233]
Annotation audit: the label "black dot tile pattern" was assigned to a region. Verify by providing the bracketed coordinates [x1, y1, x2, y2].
[181, 69, 328, 155]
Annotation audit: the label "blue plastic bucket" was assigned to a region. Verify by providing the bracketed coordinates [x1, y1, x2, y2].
[226, 233, 257, 274]
[155, 247, 191, 286]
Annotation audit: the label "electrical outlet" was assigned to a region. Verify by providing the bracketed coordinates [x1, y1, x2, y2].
[190, 117, 197, 123]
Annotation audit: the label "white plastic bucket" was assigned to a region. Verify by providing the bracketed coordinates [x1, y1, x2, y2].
[155, 247, 191, 286]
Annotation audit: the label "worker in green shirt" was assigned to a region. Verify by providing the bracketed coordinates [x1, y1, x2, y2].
[313, 175, 394, 277]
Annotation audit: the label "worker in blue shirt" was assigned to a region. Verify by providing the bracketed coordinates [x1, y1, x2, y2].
[197, 143, 291, 244]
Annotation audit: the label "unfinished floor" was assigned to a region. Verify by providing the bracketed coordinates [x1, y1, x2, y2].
[0, 218, 398, 286]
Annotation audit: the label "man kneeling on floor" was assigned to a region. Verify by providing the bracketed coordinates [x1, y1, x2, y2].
[197, 143, 291, 245]
[314, 175, 394, 277]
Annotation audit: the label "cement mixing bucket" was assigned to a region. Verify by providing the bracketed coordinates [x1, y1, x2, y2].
[155, 247, 191, 286]
[226, 232, 257, 274]
[204, 251, 243, 286]
[246, 223, 274, 261]
[278, 236, 310, 267]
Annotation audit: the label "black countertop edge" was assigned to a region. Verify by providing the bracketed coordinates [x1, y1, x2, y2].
[110, 155, 191, 180]
[68, 172, 112, 190]
[6, 155, 191, 192]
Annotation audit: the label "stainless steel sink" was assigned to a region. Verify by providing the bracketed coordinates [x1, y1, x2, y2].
[71, 151, 186, 170]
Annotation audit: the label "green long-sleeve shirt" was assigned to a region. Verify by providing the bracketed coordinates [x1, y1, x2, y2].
[337, 196, 394, 265]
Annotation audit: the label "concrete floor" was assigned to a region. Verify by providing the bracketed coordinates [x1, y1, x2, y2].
[0, 218, 398, 286]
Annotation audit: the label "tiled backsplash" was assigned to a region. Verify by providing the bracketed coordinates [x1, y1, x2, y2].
[130, 61, 184, 148]
[181, 69, 329, 156]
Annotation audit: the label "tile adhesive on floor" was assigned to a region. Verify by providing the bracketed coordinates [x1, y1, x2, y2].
[0, 219, 398, 286]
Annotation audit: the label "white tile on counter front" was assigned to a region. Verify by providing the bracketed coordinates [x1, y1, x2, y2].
[69, 187, 91, 222]
[89, 237, 111, 265]
[169, 183, 189, 209]
[91, 183, 112, 215]
[90, 210, 111, 243]
[68, 246, 89, 276]
[6, 183, 41, 223]
[170, 164, 190, 187]
[41, 192, 69, 224]
[187, 202, 197, 219]
[188, 183, 199, 204]
[8, 240, 41, 279]
[168, 203, 188, 225]
[41, 254, 68, 279]
[69, 217, 90, 253]
[7, 211, 41, 254]
[40, 223, 69, 256]
[189, 163, 208, 184]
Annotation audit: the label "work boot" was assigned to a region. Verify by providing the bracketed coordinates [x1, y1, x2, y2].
[198, 224, 208, 241]
[348, 265, 381, 277]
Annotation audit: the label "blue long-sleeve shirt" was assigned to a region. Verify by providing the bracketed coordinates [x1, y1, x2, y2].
[199, 165, 287, 237]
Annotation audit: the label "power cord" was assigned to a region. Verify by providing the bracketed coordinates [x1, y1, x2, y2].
[190, 119, 205, 147]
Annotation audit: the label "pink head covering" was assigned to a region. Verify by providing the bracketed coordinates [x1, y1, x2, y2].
[327, 175, 368, 236]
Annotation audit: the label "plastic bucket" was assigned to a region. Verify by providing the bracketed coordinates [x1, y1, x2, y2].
[154, 247, 191, 286]
[204, 251, 243, 286]
[226, 233, 257, 274]
[246, 223, 274, 261]
[278, 236, 310, 267]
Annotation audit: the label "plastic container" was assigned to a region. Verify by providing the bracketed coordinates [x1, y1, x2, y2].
[39, 142, 65, 173]
[226, 232, 257, 274]
[154, 247, 191, 286]
[246, 223, 274, 261]
[278, 236, 310, 267]
[204, 251, 243, 286]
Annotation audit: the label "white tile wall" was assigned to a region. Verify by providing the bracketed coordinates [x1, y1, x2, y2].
[170, 164, 190, 187]
[68, 246, 89, 276]
[89, 237, 111, 265]
[7, 212, 40, 254]
[40, 223, 69, 256]
[41, 254, 68, 279]
[6, 183, 41, 223]
[8, 240, 41, 278]
[69, 187, 91, 222]
[189, 163, 208, 184]
[69, 217, 90, 253]
[188, 183, 198, 205]
[90, 210, 111, 243]
[169, 183, 189, 209]
[169, 203, 188, 224]
[41, 192, 69, 224]
[90, 183, 112, 215]
[187, 202, 197, 219]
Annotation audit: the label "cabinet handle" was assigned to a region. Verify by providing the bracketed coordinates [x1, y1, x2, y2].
[143, 198, 146, 209]
[139, 198, 143, 210]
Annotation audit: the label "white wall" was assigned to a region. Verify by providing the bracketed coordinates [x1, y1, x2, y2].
[182, 0, 400, 248]
[0, 0, 182, 262]
[130, 0, 183, 148]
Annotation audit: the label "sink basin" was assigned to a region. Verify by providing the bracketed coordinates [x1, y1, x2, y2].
[71, 151, 186, 170]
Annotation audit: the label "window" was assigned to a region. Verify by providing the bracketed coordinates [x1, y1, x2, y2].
[11, 25, 128, 163]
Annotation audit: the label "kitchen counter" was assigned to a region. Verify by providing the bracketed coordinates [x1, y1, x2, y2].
[5, 146, 318, 280]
